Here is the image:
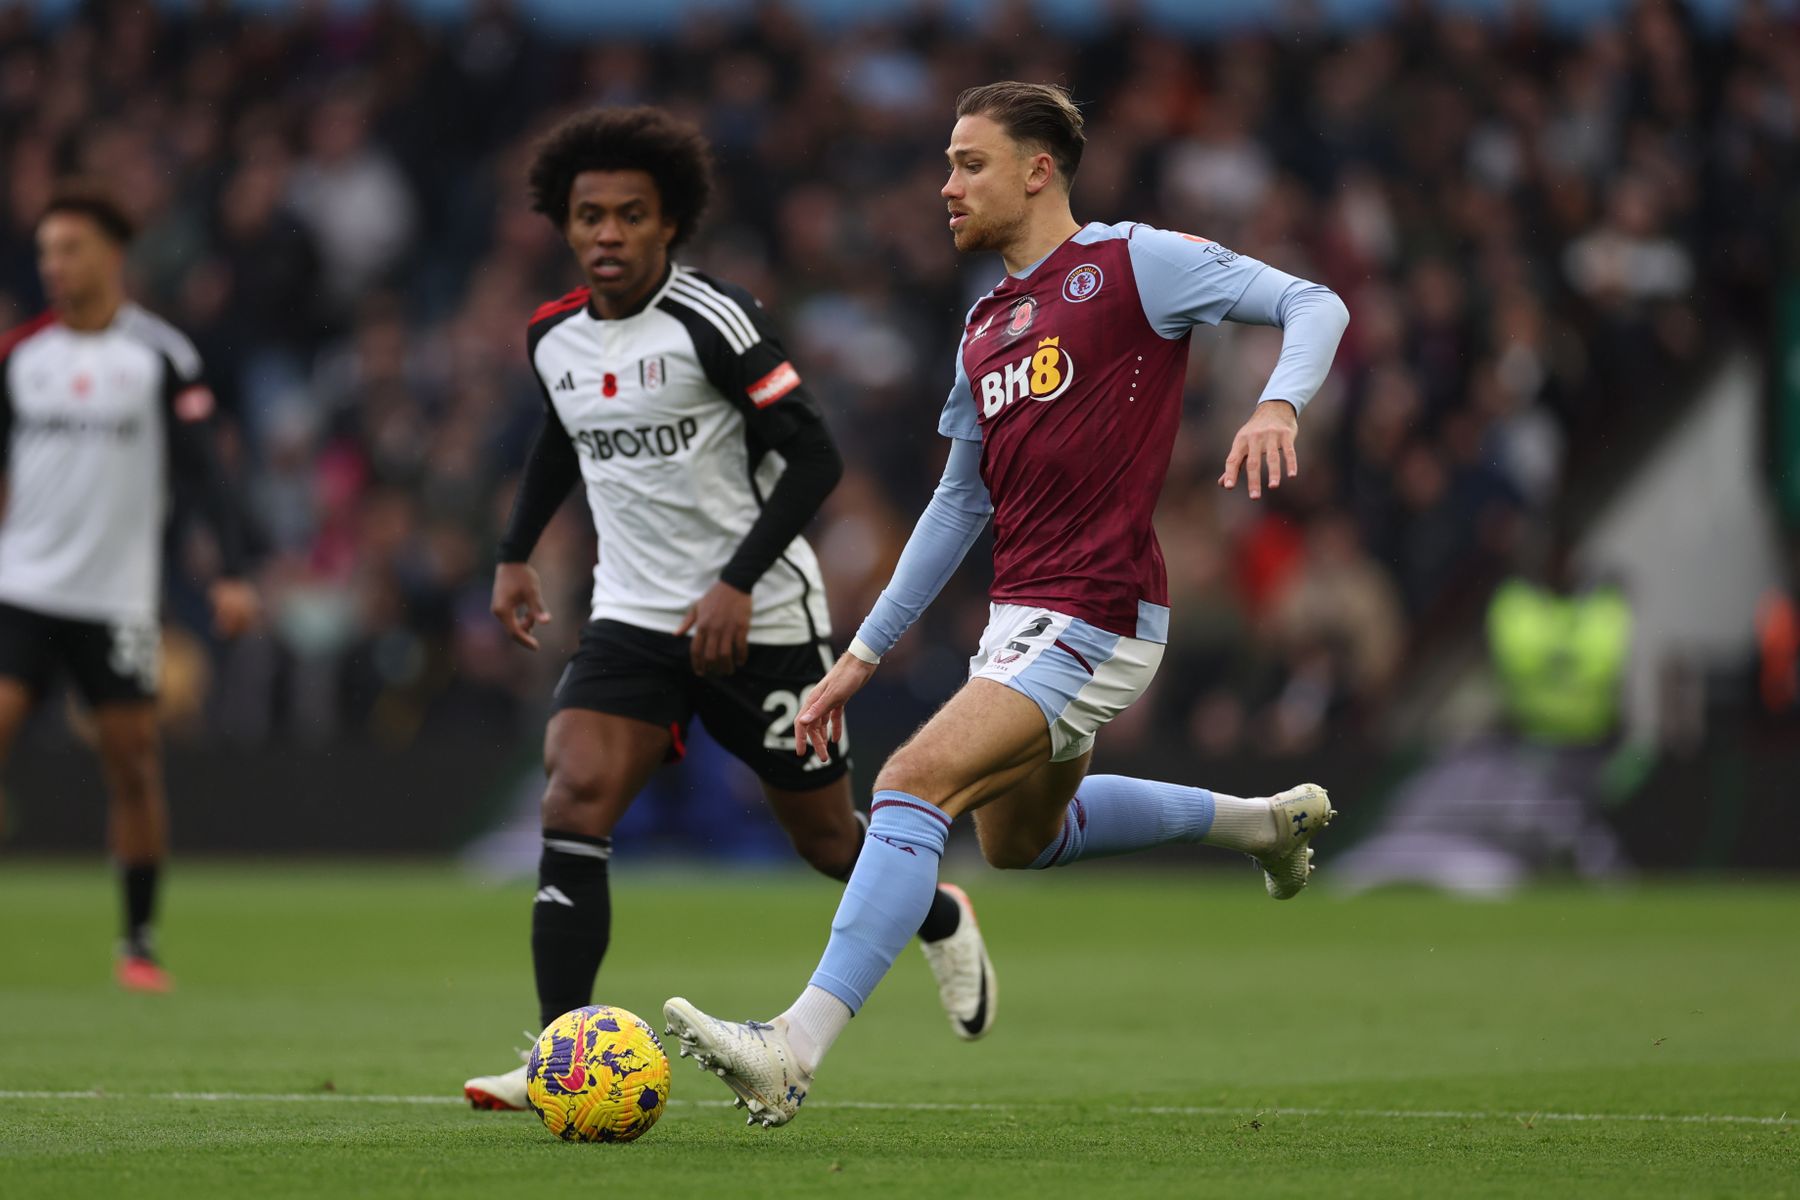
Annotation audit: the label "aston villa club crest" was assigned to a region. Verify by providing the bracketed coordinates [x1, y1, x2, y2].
[1063, 263, 1103, 303]
[1005, 296, 1037, 339]
[639, 356, 667, 391]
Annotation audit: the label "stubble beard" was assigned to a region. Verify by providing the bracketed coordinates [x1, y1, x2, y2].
[954, 208, 1027, 258]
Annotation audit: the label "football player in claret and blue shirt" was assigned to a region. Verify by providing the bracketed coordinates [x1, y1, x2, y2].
[665, 82, 1351, 1127]
[462, 108, 994, 1112]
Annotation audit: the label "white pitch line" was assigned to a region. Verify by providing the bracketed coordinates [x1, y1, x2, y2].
[0, 1091, 1789, 1127]
[0, 1091, 466, 1106]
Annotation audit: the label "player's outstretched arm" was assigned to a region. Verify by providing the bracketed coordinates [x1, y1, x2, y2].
[853, 438, 991, 648]
[1120, 227, 1345, 501]
[1213, 262, 1348, 500]
[795, 438, 992, 762]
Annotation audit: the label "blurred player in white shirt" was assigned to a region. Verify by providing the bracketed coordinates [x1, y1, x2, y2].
[0, 183, 257, 992]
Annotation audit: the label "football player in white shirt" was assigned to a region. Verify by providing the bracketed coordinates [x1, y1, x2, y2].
[0, 184, 257, 992]
[462, 109, 995, 1111]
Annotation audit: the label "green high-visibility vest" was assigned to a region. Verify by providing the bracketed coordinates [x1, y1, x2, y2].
[1486, 580, 1632, 745]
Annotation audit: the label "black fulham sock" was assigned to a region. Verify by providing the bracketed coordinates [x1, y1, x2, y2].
[531, 829, 613, 1030]
[121, 862, 160, 960]
[838, 813, 962, 943]
[917, 885, 963, 943]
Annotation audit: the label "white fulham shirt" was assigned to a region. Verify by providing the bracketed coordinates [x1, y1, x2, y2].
[0, 305, 222, 623]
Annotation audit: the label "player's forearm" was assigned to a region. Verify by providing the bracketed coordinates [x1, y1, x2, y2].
[718, 419, 843, 593]
[854, 438, 991, 657]
[498, 416, 580, 563]
[169, 421, 249, 576]
[1256, 285, 1348, 413]
[200, 481, 249, 577]
[1226, 269, 1349, 415]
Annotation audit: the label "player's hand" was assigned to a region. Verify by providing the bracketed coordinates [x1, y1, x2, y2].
[1219, 399, 1299, 500]
[492, 562, 551, 651]
[794, 652, 877, 763]
[676, 580, 752, 676]
[208, 578, 259, 639]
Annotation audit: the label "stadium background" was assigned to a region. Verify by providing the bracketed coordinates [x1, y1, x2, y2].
[0, 0, 1795, 877]
[1, 5, 1797, 1197]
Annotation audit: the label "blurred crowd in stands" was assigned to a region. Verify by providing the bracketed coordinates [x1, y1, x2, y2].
[0, 0, 1793, 754]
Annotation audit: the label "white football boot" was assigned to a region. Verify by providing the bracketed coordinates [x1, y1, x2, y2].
[918, 883, 997, 1040]
[462, 1036, 534, 1111]
[1255, 783, 1337, 900]
[662, 997, 811, 1128]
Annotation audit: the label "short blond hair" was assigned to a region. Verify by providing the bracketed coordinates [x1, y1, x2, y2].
[955, 82, 1085, 189]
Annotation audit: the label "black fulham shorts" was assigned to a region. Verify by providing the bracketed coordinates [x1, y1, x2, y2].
[552, 619, 849, 792]
[0, 601, 160, 705]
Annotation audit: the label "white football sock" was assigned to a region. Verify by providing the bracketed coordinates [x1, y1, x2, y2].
[1201, 792, 1278, 854]
[778, 985, 851, 1077]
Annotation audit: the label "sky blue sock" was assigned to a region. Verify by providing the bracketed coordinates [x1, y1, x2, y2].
[808, 791, 950, 1013]
[1028, 775, 1215, 868]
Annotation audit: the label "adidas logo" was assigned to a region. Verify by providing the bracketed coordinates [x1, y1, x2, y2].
[552, 371, 575, 392]
[534, 886, 574, 907]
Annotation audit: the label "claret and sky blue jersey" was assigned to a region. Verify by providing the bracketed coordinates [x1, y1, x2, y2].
[942, 222, 1344, 639]
[856, 221, 1348, 655]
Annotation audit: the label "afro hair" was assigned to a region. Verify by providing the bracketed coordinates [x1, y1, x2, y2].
[528, 107, 714, 249]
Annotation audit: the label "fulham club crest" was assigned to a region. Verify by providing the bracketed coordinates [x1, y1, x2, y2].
[1063, 263, 1103, 303]
[639, 356, 667, 391]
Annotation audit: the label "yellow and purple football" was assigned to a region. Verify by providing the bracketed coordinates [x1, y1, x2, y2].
[526, 1005, 670, 1143]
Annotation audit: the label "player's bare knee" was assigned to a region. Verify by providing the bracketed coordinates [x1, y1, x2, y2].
[541, 755, 616, 824]
[977, 830, 1041, 871]
[787, 801, 861, 875]
[981, 843, 1032, 870]
[795, 829, 859, 879]
[972, 807, 1057, 870]
[873, 750, 945, 805]
[765, 780, 863, 878]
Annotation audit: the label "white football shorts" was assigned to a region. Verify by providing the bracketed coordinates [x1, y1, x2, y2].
[967, 603, 1164, 763]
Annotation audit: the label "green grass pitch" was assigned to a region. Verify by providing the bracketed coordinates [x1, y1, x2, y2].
[0, 862, 1793, 1198]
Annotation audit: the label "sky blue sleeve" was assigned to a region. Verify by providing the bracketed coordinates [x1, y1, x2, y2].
[1221, 264, 1350, 415]
[853, 438, 991, 656]
[937, 332, 982, 440]
[1125, 224, 1272, 337]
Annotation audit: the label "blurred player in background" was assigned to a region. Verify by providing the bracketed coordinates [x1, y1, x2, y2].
[463, 108, 994, 1112]
[0, 183, 256, 993]
[666, 82, 1350, 1126]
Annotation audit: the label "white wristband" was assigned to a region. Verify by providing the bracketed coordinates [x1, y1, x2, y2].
[847, 637, 883, 666]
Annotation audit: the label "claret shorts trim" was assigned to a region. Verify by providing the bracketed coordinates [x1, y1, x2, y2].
[967, 603, 1163, 763]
